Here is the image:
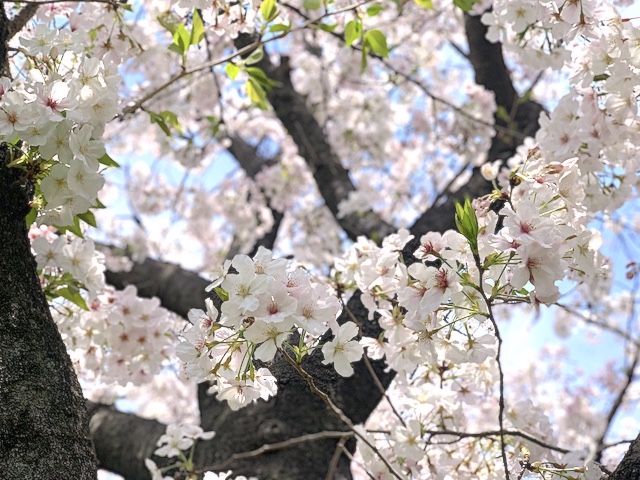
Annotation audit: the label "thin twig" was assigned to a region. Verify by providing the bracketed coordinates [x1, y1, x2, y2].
[595, 349, 639, 462]
[424, 429, 570, 454]
[198, 430, 353, 473]
[325, 435, 348, 480]
[556, 303, 640, 346]
[473, 252, 510, 479]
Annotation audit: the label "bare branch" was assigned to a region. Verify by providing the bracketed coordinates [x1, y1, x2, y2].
[595, 350, 639, 461]
[424, 429, 570, 454]
[242, 47, 396, 242]
[86, 400, 167, 479]
[7, 4, 39, 40]
[199, 430, 353, 473]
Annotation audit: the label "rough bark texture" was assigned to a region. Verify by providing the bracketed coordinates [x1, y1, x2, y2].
[0, 7, 97, 479]
[0, 152, 97, 478]
[610, 433, 640, 480]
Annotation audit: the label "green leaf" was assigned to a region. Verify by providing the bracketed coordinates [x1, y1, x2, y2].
[260, 0, 278, 22]
[344, 20, 362, 47]
[214, 286, 229, 302]
[168, 43, 184, 55]
[245, 46, 264, 65]
[360, 48, 368, 73]
[413, 0, 433, 8]
[364, 29, 389, 57]
[25, 205, 37, 227]
[453, 0, 477, 11]
[56, 216, 83, 238]
[318, 23, 338, 32]
[454, 198, 479, 255]
[270, 23, 291, 33]
[303, 0, 322, 9]
[98, 153, 119, 168]
[149, 112, 171, 136]
[225, 62, 241, 80]
[157, 14, 179, 35]
[190, 9, 206, 46]
[366, 4, 383, 16]
[246, 78, 269, 110]
[246, 67, 277, 88]
[159, 110, 182, 135]
[77, 210, 97, 228]
[172, 23, 190, 54]
[57, 287, 89, 311]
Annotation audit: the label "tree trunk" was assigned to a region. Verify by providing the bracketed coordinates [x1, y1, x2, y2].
[0, 9, 97, 473]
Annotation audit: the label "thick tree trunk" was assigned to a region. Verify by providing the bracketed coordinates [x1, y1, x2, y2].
[610, 434, 640, 480]
[0, 9, 97, 473]
[0, 146, 97, 478]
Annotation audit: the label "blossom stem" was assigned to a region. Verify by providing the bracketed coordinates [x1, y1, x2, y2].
[473, 252, 510, 479]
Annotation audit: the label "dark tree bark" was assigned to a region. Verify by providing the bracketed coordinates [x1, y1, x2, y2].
[610, 433, 640, 480]
[0, 6, 97, 480]
[0, 153, 97, 480]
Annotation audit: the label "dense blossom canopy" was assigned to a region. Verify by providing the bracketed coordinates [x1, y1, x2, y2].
[1, 0, 639, 478]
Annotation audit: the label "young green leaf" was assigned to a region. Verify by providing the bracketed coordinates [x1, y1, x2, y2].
[77, 210, 97, 228]
[157, 14, 179, 35]
[190, 9, 205, 46]
[214, 287, 229, 302]
[57, 287, 89, 311]
[344, 20, 362, 47]
[149, 112, 171, 136]
[172, 23, 190, 54]
[246, 78, 269, 110]
[246, 67, 277, 88]
[303, 0, 322, 9]
[270, 23, 291, 33]
[225, 62, 241, 80]
[318, 23, 338, 32]
[364, 29, 389, 57]
[413, 0, 433, 8]
[453, 0, 477, 11]
[158, 110, 182, 135]
[25, 205, 37, 227]
[245, 46, 264, 65]
[98, 153, 120, 168]
[366, 4, 383, 16]
[454, 198, 479, 255]
[260, 0, 278, 22]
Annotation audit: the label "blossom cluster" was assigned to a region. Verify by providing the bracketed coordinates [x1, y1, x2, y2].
[176, 246, 351, 410]
[54, 285, 175, 386]
[31, 228, 106, 299]
[4, 16, 121, 227]
[146, 421, 257, 480]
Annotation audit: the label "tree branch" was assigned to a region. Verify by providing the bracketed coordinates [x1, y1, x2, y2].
[595, 350, 639, 462]
[86, 401, 167, 478]
[7, 4, 39, 40]
[410, 13, 544, 237]
[233, 34, 396, 242]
